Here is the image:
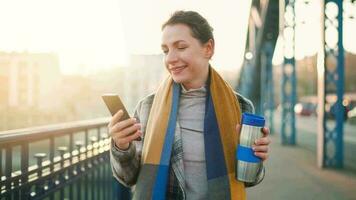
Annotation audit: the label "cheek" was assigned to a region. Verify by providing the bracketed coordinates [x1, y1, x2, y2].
[180, 52, 198, 66]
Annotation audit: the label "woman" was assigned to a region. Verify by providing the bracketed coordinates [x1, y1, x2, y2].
[109, 10, 271, 200]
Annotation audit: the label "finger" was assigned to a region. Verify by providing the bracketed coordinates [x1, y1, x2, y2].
[110, 118, 137, 135]
[236, 124, 241, 133]
[108, 110, 123, 128]
[254, 137, 271, 145]
[252, 145, 269, 153]
[114, 123, 141, 139]
[116, 130, 142, 146]
[254, 152, 268, 161]
[260, 127, 270, 137]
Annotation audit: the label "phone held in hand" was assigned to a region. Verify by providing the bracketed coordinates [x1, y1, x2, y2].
[101, 94, 141, 141]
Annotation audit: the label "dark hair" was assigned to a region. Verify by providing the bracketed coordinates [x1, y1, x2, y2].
[162, 10, 214, 45]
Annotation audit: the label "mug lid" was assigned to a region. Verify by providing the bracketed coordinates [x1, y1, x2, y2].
[241, 113, 265, 127]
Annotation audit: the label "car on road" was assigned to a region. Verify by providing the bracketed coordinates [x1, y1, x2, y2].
[294, 102, 316, 116]
[348, 107, 356, 124]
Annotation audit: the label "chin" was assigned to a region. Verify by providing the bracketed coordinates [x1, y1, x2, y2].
[172, 78, 184, 84]
[171, 75, 187, 84]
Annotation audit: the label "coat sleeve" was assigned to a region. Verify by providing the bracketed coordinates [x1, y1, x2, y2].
[110, 108, 142, 187]
[110, 94, 155, 187]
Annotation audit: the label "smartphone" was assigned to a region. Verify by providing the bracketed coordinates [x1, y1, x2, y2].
[102, 94, 130, 119]
[101, 94, 141, 141]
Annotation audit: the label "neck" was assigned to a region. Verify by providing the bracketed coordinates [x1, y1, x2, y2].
[182, 64, 210, 90]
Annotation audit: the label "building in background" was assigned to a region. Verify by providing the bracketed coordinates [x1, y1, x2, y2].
[118, 54, 166, 113]
[0, 52, 259, 130]
[0, 51, 61, 130]
[64, 54, 166, 121]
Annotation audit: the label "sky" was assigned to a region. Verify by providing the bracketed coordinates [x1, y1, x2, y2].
[0, 0, 128, 74]
[117, 0, 251, 70]
[0, 0, 251, 74]
[0, 0, 355, 74]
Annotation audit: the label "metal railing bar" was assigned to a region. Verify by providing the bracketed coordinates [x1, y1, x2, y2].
[68, 133, 74, 200]
[5, 146, 12, 199]
[0, 138, 110, 187]
[84, 129, 89, 200]
[31, 164, 105, 200]
[0, 155, 105, 197]
[0, 149, 2, 178]
[76, 141, 83, 200]
[97, 128, 101, 200]
[0, 118, 113, 200]
[1, 148, 108, 197]
[1, 161, 111, 199]
[0, 118, 110, 146]
[90, 136, 97, 200]
[49, 136, 55, 200]
[34, 153, 46, 196]
[20, 142, 29, 200]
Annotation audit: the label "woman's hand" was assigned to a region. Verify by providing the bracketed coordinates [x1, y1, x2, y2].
[236, 125, 271, 161]
[108, 110, 142, 150]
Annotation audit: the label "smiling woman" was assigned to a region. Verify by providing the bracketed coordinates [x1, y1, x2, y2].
[109, 10, 271, 200]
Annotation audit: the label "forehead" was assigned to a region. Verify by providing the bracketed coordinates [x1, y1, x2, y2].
[161, 24, 196, 46]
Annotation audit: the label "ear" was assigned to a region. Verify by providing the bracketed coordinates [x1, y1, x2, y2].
[204, 39, 215, 59]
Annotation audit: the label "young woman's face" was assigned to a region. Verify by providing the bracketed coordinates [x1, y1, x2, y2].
[161, 24, 213, 89]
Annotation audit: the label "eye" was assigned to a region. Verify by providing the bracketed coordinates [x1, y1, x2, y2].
[177, 46, 187, 50]
[162, 49, 168, 54]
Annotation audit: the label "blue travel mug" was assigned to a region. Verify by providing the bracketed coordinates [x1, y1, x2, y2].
[235, 113, 265, 182]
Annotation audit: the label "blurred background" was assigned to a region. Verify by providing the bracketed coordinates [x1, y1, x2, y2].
[0, 0, 254, 131]
[0, 0, 355, 131]
[0, 0, 356, 199]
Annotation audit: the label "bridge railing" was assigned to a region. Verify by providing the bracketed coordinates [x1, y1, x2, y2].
[0, 118, 114, 200]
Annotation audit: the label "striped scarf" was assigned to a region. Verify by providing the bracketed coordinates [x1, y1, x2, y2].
[133, 67, 246, 199]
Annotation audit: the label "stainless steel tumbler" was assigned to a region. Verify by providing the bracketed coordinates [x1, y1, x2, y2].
[235, 113, 265, 183]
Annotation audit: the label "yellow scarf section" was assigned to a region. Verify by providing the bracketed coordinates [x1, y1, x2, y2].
[142, 67, 246, 199]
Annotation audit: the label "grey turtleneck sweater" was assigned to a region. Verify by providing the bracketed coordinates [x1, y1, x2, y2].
[179, 85, 208, 199]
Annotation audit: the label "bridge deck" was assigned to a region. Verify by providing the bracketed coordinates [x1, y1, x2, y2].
[247, 130, 356, 200]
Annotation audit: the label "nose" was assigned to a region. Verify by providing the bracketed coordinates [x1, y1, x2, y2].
[165, 50, 178, 64]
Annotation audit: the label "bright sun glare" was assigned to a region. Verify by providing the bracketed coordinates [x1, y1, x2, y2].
[0, 0, 354, 74]
[0, 0, 128, 74]
[0, 0, 253, 74]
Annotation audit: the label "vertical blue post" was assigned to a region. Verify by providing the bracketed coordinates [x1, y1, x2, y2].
[317, 0, 344, 168]
[281, 0, 296, 145]
[261, 42, 275, 134]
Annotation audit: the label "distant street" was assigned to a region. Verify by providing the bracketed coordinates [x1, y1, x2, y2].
[246, 113, 356, 200]
[274, 112, 356, 171]
[247, 133, 356, 200]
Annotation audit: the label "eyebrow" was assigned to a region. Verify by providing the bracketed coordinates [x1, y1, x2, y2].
[161, 40, 187, 48]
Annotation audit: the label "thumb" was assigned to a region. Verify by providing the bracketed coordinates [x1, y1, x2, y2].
[236, 124, 241, 134]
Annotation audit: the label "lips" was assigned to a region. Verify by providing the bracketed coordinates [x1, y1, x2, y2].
[170, 66, 186, 74]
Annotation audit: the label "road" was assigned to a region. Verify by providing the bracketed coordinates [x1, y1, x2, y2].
[247, 133, 356, 200]
[273, 113, 356, 171]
